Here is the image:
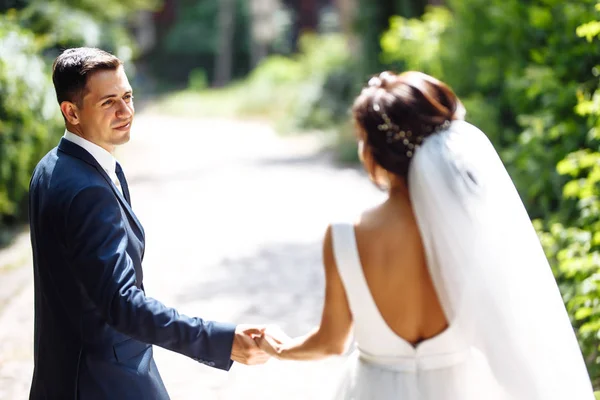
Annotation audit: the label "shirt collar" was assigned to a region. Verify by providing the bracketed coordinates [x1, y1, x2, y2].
[63, 130, 117, 176]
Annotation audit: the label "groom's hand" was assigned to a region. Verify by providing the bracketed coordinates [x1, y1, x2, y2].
[254, 325, 291, 358]
[230, 324, 270, 365]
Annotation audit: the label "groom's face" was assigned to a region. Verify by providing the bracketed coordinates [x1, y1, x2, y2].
[76, 66, 134, 153]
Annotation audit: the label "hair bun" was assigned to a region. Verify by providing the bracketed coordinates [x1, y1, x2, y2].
[378, 71, 395, 89]
[368, 71, 396, 89]
[368, 76, 381, 87]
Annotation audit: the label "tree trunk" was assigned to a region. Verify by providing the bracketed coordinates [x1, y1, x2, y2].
[214, 0, 235, 87]
[288, 0, 319, 51]
[336, 0, 353, 34]
[398, 0, 427, 18]
[354, 0, 429, 77]
[298, 0, 319, 33]
[249, 0, 280, 67]
[250, 41, 269, 68]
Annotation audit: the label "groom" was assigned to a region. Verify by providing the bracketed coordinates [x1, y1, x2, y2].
[28, 47, 268, 399]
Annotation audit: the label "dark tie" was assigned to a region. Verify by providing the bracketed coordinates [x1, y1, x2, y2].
[115, 162, 131, 205]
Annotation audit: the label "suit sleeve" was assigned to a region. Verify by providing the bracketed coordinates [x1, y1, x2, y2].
[65, 185, 236, 370]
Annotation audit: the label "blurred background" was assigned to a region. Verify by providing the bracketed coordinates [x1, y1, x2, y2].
[1, 0, 600, 396]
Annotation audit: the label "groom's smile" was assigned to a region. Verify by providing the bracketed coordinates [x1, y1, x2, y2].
[113, 119, 133, 131]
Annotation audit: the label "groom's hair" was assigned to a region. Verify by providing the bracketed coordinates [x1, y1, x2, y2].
[52, 47, 122, 108]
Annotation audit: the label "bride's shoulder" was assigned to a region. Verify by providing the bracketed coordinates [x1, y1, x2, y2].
[353, 205, 385, 236]
[326, 204, 387, 243]
[328, 207, 375, 227]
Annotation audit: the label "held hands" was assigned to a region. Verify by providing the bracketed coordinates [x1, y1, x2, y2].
[253, 325, 292, 359]
[230, 324, 271, 365]
[230, 324, 291, 365]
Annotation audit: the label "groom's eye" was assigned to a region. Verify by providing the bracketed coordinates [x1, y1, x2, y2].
[102, 99, 113, 106]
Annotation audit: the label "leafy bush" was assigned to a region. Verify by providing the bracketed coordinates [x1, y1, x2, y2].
[536, 4, 600, 386]
[234, 33, 352, 132]
[154, 32, 354, 132]
[0, 13, 62, 226]
[353, 1, 427, 78]
[188, 68, 208, 91]
[283, 34, 355, 130]
[18, 1, 142, 65]
[380, 6, 452, 79]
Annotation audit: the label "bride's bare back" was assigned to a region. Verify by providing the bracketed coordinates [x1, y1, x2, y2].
[354, 194, 448, 345]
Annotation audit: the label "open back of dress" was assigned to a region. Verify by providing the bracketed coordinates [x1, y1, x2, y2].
[330, 222, 505, 400]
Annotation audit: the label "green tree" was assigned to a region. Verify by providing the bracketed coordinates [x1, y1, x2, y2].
[18, 0, 159, 62]
[151, 0, 251, 85]
[537, 2, 600, 387]
[355, 0, 427, 78]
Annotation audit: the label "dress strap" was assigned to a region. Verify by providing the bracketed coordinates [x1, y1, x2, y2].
[330, 223, 373, 313]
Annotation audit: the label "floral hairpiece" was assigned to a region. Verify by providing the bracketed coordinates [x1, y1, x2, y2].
[373, 103, 419, 158]
[373, 102, 451, 158]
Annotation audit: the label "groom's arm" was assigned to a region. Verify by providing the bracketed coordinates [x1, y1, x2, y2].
[65, 184, 242, 370]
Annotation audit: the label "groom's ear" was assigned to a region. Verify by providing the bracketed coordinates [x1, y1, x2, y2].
[60, 101, 81, 126]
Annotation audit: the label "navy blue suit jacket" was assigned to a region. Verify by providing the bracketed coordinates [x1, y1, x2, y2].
[28, 138, 236, 399]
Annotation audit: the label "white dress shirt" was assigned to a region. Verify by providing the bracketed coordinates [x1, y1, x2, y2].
[63, 130, 123, 195]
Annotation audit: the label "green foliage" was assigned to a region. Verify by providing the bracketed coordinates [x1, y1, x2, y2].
[578, 20, 600, 42]
[0, 14, 62, 225]
[539, 9, 600, 385]
[577, 2, 600, 42]
[55, 0, 159, 22]
[380, 6, 452, 78]
[498, 1, 598, 220]
[188, 68, 208, 91]
[154, 33, 353, 132]
[238, 33, 353, 131]
[18, 0, 146, 64]
[354, 1, 428, 77]
[151, 0, 251, 84]
[163, 1, 223, 55]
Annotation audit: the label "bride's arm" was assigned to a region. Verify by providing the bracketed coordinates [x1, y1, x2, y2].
[258, 226, 353, 361]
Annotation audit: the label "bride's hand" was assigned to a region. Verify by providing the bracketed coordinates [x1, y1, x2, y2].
[254, 325, 291, 358]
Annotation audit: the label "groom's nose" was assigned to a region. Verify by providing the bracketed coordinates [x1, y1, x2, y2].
[116, 99, 133, 118]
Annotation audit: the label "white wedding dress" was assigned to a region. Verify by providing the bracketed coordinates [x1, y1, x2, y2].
[330, 223, 502, 400]
[329, 121, 595, 399]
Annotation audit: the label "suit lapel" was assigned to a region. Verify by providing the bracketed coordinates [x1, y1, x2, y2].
[57, 138, 145, 239]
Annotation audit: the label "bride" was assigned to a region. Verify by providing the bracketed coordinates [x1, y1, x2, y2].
[255, 71, 595, 399]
